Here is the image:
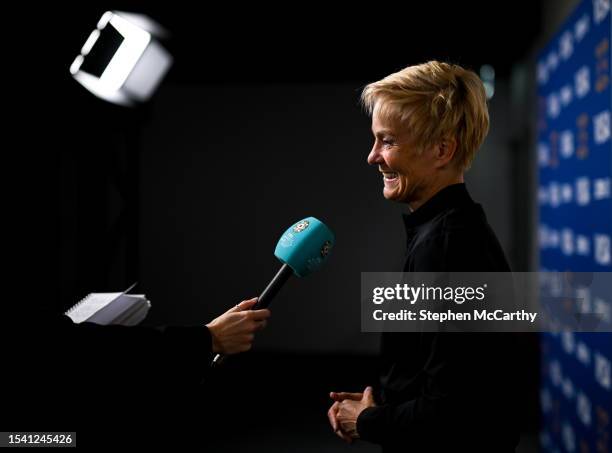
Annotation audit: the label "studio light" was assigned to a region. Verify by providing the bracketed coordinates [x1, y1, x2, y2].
[69, 11, 173, 106]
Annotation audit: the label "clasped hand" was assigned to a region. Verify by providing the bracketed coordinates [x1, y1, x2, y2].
[327, 386, 376, 443]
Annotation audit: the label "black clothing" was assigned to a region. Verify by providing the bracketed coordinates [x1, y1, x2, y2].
[357, 183, 520, 452]
[4, 311, 214, 445]
[20, 313, 213, 386]
[55, 314, 213, 383]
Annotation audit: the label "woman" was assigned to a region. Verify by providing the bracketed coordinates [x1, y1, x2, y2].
[328, 61, 519, 452]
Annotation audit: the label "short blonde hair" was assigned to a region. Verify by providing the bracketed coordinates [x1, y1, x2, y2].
[361, 61, 489, 171]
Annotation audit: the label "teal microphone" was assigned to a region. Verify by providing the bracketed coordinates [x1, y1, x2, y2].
[211, 216, 335, 366]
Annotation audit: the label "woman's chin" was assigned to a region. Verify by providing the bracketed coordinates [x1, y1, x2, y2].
[382, 178, 401, 199]
[383, 187, 400, 200]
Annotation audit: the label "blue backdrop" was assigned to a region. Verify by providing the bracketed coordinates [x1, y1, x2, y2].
[537, 0, 611, 451]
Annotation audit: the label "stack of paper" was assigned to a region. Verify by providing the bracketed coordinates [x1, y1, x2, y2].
[65, 286, 151, 326]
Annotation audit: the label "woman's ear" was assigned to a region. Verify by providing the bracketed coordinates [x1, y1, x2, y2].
[435, 137, 457, 167]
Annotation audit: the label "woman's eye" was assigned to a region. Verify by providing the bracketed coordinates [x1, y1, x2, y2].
[382, 140, 394, 147]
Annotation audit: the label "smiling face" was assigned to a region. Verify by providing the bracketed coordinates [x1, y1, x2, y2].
[362, 62, 487, 208]
[367, 108, 439, 209]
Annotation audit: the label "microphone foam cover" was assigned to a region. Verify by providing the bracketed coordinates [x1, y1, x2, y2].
[274, 217, 335, 277]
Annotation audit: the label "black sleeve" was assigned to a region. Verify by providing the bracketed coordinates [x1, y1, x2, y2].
[52, 314, 214, 385]
[356, 333, 456, 444]
[357, 333, 517, 446]
[357, 226, 517, 446]
[5, 313, 216, 431]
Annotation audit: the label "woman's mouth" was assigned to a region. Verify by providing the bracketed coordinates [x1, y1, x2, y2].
[382, 172, 399, 186]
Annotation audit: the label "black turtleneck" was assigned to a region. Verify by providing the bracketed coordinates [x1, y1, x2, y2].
[400, 182, 511, 273]
[357, 183, 519, 452]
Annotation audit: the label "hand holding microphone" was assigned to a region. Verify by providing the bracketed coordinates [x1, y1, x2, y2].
[205, 298, 271, 355]
[211, 216, 335, 367]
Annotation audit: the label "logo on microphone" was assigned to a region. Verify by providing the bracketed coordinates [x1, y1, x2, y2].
[293, 220, 310, 233]
[320, 240, 332, 257]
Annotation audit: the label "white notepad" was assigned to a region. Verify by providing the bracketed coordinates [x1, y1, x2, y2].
[65, 284, 151, 326]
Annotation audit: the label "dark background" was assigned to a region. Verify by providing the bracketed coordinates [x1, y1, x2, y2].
[51, 2, 543, 352]
[10, 1, 580, 450]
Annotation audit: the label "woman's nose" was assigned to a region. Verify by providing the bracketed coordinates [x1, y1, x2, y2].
[367, 146, 382, 166]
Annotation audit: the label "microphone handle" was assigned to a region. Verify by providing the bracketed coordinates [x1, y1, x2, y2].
[211, 263, 294, 368]
[253, 263, 293, 309]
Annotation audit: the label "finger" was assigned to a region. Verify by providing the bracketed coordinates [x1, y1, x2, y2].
[363, 386, 373, 401]
[234, 334, 255, 351]
[239, 342, 253, 352]
[254, 320, 267, 331]
[330, 391, 347, 401]
[227, 298, 257, 313]
[335, 427, 353, 443]
[335, 429, 352, 443]
[235, 319, 263, 335]
[331, 392, 362, 401]
[238, 298, 258, 310]
[327, 404, 339, 431]
[332, 401, 341, 431]
[338, 422, 354, 443]
[248, 308, 271, 321]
